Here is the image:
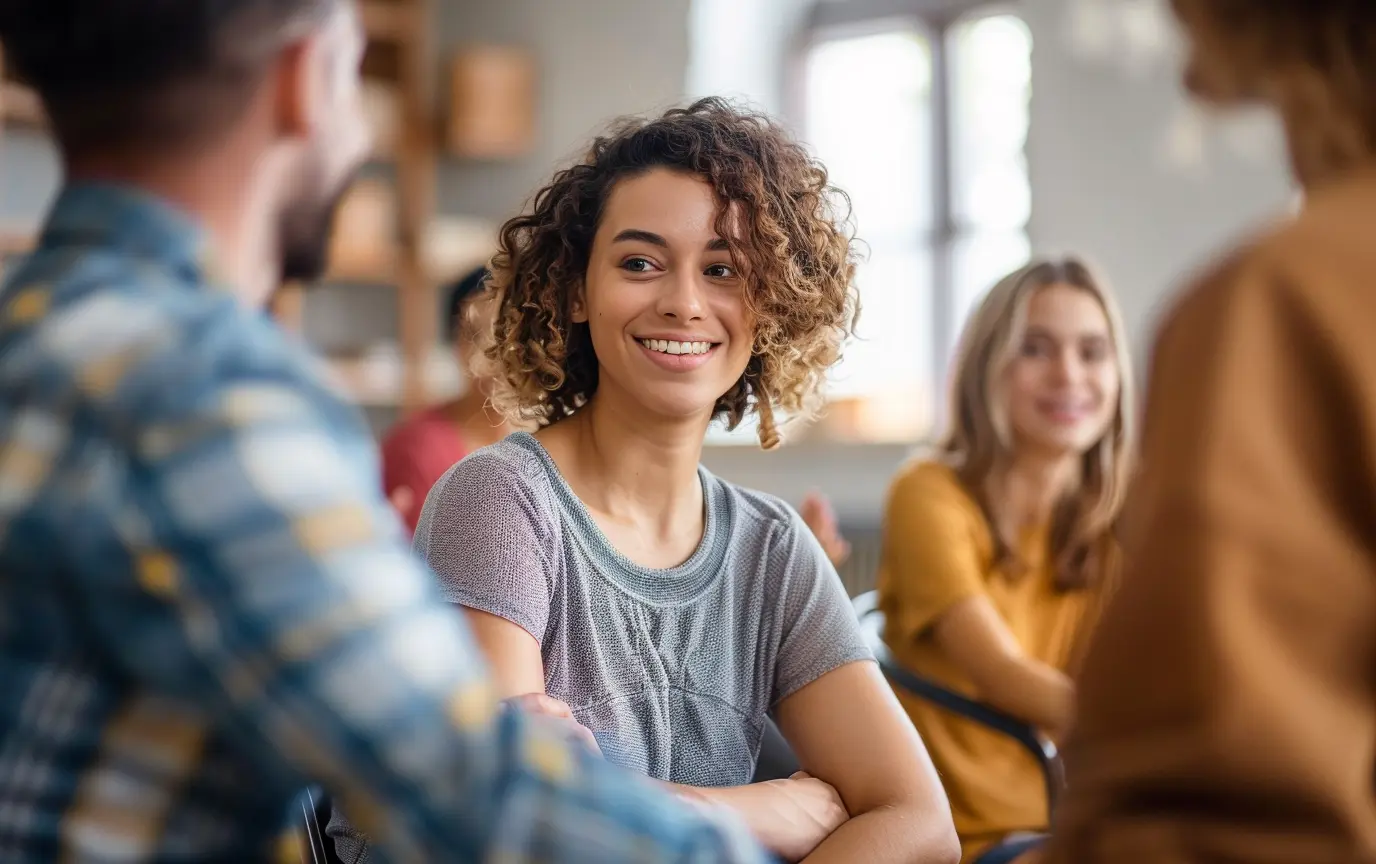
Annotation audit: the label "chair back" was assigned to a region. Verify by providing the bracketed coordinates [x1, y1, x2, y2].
[851, 590, 1064, 813]
[296, 786, 342, 864]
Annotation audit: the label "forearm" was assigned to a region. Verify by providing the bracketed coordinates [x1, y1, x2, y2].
[802, 804, 958, 864]
[981, 655, 1075, 738]
[660, 781, 809, 859]
[663, 783, 757, 823]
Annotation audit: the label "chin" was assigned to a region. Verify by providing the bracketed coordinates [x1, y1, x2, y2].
[628, 388, 720, 424]
[1024, 430, 1090, 459]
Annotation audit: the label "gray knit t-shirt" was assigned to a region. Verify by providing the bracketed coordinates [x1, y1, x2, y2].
[421, 431, 872, 784]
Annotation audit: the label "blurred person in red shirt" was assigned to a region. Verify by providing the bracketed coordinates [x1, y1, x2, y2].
[381, 266, 512, 531]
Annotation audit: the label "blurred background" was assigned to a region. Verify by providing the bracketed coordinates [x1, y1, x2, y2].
[0, 0, 1294, 586]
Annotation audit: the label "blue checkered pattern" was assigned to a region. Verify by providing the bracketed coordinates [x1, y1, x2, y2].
[0, 183, 769, 863]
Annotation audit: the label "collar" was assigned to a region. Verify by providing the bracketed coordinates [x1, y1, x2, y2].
[39, 181, 214, 283]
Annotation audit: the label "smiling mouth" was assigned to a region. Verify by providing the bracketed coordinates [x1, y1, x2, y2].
[636, 338, 717, 356]
[1038, 401, 1097, 421]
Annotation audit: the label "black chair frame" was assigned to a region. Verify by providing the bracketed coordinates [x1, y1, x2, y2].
[851, 590, 1063, 813]
[297, 785, 344, 864]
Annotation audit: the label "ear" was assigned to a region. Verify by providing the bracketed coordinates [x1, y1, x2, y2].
[570, 280, 589, 323]
[270, 36, 318, 141]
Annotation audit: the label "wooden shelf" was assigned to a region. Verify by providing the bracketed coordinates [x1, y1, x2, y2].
[325, 347, 458, 408]
[0, 6, 442, 419]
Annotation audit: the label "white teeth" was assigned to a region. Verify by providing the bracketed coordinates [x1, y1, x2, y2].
[640, 339, 711, 356]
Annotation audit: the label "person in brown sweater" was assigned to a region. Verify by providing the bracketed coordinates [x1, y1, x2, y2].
[1042, 2, 1376, 863]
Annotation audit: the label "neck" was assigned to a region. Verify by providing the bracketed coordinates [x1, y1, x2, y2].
[66, 147, 282, 307]
[556, 384, 710, 529]
[993, 451, 1079, 529]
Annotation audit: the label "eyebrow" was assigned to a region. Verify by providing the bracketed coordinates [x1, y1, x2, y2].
[611, 229, 730, 251]
[1025, 326, 1110, 342]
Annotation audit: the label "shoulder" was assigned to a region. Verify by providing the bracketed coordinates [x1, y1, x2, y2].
[0, 261, 350, 442]
[708, 474, 834, 565]
[379, 410, 467, 480]
[886, 459, 981, 519]
[413, 434, 563, 577]
[713, 474, 801, 533]
[381, 409, 455, 451]
[1160, 187, 1376, 359]
[428, 433, 560, 517]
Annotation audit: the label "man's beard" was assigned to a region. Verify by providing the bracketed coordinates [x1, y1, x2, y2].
[278, 170, 357, 284]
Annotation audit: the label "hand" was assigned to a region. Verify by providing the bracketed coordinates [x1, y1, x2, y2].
[502, 692, 601, 756]
[746, 772, 849, 862]
[800, 492, 850, 567]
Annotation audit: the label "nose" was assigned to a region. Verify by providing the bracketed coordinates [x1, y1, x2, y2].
[1052, 347, 1082, 385]
[655, 268, 706, 321]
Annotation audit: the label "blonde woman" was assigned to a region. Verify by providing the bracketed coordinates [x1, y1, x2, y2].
[876, 257, 1135, 863]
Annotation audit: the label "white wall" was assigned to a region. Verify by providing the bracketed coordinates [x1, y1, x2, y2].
[689, 0, 1296, 521]
[686, 0, 812, 115]
[441, 0, 694, 221]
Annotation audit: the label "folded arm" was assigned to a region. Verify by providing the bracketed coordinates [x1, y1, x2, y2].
[776, 660, 960, 864]
[930, 596, 1075, 739]
[467, 607, 861, 862]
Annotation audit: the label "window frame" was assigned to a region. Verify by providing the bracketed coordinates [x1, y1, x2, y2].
[786, 0, 1026, 439]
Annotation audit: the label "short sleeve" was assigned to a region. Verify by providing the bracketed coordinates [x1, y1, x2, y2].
[771, 509, 874, 706]
[880, 465, 988, 647]
[412, 447, 559, 641]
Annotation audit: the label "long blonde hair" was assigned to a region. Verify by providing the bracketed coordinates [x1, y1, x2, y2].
[941, 257, 1135, 591]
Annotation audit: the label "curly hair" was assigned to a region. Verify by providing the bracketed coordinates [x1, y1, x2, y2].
[474, 97, 860, 449]
[1171, 0, 1376, 185]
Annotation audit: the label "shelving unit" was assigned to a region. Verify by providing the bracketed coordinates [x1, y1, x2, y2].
[275, 0, 441, 415]
[1, 0, 444, 416]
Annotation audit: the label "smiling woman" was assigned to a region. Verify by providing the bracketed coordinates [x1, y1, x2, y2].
[327, 97, 961, 864]
[877, 256, 1136, 863]
[476, 99, 861, 451]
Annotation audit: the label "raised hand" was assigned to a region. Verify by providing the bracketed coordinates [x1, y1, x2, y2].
[800, 491, 851, 567]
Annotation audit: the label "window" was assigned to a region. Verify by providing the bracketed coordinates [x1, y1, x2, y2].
[724, 3, 1030, 446]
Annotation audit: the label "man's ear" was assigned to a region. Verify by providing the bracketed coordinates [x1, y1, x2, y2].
[271, 36, 317, 140]
[570, 280, 589, 323]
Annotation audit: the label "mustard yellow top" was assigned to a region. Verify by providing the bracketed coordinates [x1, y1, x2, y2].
[877, 460, 1107, 862]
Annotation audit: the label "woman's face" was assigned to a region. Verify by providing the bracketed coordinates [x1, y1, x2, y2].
[577, 168, 755, 422]
[1002, 284, 1121, 460]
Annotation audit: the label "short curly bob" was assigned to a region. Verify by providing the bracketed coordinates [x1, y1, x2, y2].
[1171, 0, 1376, 186]
[473, 97, 860, 449]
